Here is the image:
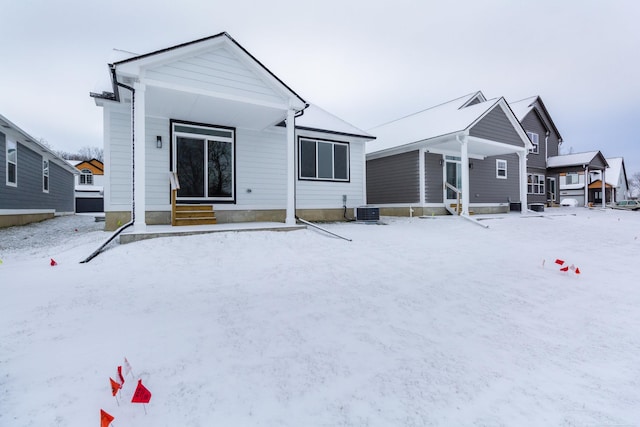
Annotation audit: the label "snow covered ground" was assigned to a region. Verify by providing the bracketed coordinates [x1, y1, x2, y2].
[1, 208, 640, 426]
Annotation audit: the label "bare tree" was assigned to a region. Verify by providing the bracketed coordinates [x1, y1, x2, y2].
[630, 171, 640, 198]
[77, 146, 104, 162]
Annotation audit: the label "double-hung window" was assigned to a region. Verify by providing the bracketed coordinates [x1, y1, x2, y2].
[527, 132, 539, 154]
[527, 173, 545, 194]
[299, 138, 349, 181]
[80, 169, 93, 185]
[496, 159, 507, 179]
[43, 159, 49, 192]
[6, 139, 17, 186]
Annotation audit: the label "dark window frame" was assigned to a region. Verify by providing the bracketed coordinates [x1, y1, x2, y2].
[298, 137, 350, 182]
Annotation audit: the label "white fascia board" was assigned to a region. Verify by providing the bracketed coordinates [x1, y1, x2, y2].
[115, 37, 305, 112]
[143, 78, 291, 111]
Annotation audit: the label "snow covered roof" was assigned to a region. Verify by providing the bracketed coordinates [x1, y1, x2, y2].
[508, 95, 563, 142]
[547, 151, 608, 169]
[605, 157, 624, 185]
[366, 93, 506, 154]
[508, 96, 538, 121]
[295, 104, 374, 139]
[591, 157, 626, 186]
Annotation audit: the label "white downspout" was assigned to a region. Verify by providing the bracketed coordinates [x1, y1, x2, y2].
[285, 108, 296, 225]
[458, 134, 470, 216]
[133, 81, 146, 230]
[601, 169, 606, 208]
[584, 166, 589, 207]
[518, 150, 528, 214]
[419, 147, 426, 207]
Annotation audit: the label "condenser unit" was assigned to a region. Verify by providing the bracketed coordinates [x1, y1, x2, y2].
[356, 206, 380, 222]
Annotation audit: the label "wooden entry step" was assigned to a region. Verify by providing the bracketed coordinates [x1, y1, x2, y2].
[173, 204, 217, 226]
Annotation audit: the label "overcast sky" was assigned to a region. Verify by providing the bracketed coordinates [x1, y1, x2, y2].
[2, 0, 639, 174]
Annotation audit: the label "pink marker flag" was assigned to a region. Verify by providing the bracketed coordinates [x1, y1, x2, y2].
[560, 266, 569, 272]
[131, 379, 152, 403]
[554, 259, 565, 265]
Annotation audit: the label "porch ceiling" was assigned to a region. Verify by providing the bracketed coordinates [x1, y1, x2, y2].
[145, 86, 289, 130]
[425, 135, 524, 158]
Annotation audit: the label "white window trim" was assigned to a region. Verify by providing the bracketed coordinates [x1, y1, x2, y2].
[80, 169, 93, 185]
[6, 139, 17, 187]
[42, 159, 49, 193]
[527, 132, 539, 154]
[527, 173, 545, 195]
[496, 159, 507, 179]
[298, 137, 350, 182]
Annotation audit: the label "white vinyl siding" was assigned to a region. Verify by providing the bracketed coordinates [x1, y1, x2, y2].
[6, 138, 17, 186]
[146, 117, 170, 209]
[107, 107, 133, 209]
[145, 47, 284, 107]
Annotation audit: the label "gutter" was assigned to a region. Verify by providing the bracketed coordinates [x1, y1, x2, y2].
[81, 70, 136, 263]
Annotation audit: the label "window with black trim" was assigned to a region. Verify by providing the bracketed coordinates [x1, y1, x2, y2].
[7, 139, 17, 186]
[43, 159, 49, 192]
[299, 138, 349, 181]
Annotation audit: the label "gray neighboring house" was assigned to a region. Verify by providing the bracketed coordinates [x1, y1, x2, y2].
[0, 114, 76, 228]
[365, 91, 531, 217]
[509, 96, 563, 206]
[547, 151, 609, 208]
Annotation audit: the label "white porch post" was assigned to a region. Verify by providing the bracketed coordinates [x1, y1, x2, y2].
[584, 166, 589, 207]
[601, 169, 606, 208]
[285, 108, 296, 225]
[460, 136, 470, 216]
[419, 147, 426, 206]
[518, 151, 528, 214]
[133, 81, 146, 229]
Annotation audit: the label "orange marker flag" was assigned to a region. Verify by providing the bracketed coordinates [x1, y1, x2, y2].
[100, 409, 114, 427]
[131, 379, 152, 403]
[109, 377, 121, 396]
[560, 266, 569, 272]
[575, 267, 581, 274]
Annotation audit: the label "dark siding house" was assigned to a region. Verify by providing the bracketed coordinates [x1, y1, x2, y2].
[0, 114, 77, 227]
[366, 92, 531, 217]
[509, 96, 563, 206]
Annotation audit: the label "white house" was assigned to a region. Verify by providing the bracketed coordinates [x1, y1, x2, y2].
[589, 157, 629, 203]
[91, 33, 374, 231]
[68, 159, 105, 213]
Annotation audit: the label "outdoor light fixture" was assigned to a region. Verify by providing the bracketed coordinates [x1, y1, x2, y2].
[439, 158, 444, 166]
[156, 136, 162, 149]
[469, 162, 474, 170]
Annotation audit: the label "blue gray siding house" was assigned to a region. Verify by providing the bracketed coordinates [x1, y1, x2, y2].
[366, 92, 531, 217]
[509, 96, 563, 206]
[0, 114, 77, 227]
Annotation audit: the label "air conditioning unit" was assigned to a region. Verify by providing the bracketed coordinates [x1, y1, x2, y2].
[356, 206, 380, 222]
